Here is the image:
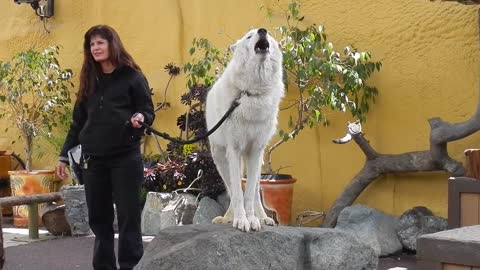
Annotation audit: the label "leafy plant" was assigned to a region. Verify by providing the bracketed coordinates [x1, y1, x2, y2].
[35, 103, 73, 162]
[0, 46, 74, 171]
[174, 1, 382, 174]
[264, 1, 381, 173]
[142, 63, 225, 199]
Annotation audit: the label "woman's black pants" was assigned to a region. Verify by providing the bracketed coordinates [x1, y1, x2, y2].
[83, 150, 144, 270]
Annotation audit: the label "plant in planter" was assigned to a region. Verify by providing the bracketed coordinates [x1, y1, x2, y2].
[264, 1, 381, 174]
[0, 46, 74, 226]
[166, 1, 381, 225]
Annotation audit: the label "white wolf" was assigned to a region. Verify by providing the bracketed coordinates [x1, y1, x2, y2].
[205, 28, 284, 232]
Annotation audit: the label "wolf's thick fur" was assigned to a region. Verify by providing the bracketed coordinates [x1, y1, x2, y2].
[205, 28, 284, 232]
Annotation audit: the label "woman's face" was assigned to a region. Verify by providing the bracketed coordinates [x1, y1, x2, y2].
[90, 35, 110, 63]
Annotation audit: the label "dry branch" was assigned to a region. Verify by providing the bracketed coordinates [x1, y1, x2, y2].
[321, 9, 480, 228]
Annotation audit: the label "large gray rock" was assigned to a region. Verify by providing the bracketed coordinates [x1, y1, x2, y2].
[192, 196, 224, 225]
[141, 192, 175, 235]
[335, 204, 402, 256]
[174, 193, 197, 225]
[396, 206, 448, 251]
[141, 192, 198, 235]
[60, 185, 92, 236]
[135, 224, 378, 270]
[216, 191, 230, 212]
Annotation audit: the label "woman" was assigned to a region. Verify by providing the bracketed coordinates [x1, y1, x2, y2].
[56, 25, 154, 270]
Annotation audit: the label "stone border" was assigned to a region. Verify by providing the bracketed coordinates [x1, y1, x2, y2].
[448, 176, 480, 229]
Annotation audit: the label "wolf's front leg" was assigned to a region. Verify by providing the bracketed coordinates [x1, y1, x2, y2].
[227, 148, 250, 232]
[244, 149, 264, 231]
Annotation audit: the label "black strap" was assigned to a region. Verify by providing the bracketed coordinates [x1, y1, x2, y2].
[139, 99, 241, 145]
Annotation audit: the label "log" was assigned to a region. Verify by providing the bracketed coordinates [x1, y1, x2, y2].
[0, 192, 62, 207]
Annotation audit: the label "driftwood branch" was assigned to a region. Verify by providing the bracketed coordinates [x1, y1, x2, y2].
[322, 110, 479, 227]
[321, 9, 480, 228]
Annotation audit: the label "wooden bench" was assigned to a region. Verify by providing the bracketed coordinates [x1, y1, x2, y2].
[448, 177, 480, 228]
[417, 225, 480, 270]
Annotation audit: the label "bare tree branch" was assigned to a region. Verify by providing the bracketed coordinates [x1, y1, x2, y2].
[321, 7, 480, 228]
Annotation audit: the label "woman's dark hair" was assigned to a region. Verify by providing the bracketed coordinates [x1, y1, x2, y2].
[77, 25, 141, 104]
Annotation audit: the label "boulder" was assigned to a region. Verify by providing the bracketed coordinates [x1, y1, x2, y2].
[192, 197, 224, 225]
[135, 224, 378, 270]
[41, 203, 71, 236]
[141, 192, 198, 235]
[216, 191, 230, 212]
[174, 193, 197, 225]
[141, 192, 175, 235]
[396, 206, 448, 251]
[335, 204, 403, 256]
[60, 185, 92, 236]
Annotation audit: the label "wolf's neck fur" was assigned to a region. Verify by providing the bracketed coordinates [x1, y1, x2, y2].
[229, 58, 280, 96]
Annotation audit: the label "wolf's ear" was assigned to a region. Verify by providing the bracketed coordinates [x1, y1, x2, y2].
[229, 38, 242, 52]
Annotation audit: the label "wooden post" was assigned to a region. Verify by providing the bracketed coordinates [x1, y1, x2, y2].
[27, 203, 39, 239]
[465, 149, 480, 179]
[0, 192, 62, 240]
[0, 204, 4, 270]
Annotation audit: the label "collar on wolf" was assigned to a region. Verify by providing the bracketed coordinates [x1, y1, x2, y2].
[240, 90, 262, 97]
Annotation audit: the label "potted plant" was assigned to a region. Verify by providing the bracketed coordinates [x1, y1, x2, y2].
[0, 46, 74, 226]
[255, 1, 382, 225]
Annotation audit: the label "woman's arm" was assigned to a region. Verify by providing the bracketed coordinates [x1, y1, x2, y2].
[131, 72, 155, 126]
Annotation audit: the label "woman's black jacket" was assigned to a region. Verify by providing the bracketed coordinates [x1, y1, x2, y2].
[59, 66, 155, 161]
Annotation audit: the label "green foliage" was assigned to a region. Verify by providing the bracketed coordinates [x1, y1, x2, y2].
[276, 2, 381, 143]
[0, 46, 74, 171]
[41, 103, 73, 156]
[163, 1, 382, 175]
[183, 38, 231, 88]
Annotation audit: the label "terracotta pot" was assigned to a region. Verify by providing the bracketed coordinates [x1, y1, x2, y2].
[8, 170, 62, 227]
[242, 174, 296, 225]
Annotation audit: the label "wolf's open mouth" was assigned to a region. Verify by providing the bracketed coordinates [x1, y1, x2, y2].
[254, 38, 270, 54]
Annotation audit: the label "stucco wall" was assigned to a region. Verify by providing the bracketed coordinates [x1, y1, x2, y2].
[0, 0, 479, 223]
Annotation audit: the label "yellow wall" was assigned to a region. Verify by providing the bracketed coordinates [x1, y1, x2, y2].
[0, 0, 479, 223]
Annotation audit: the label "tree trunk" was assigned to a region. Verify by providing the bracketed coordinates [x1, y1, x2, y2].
[24, 134, 33, 172]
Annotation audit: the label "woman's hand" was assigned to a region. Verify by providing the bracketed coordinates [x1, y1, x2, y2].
[56, 161, 69, 181]
[130, 112, 145, 128]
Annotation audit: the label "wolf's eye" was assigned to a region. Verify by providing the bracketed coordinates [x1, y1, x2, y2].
[247, 36, 252, 39]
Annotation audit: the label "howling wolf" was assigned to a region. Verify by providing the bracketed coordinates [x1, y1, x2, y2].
[205, 28, 284, 232]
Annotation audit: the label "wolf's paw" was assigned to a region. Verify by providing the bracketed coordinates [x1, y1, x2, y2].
[233, 216, 250, 232]
[212, 216, 233, 224]
[247, 216, 262, 231]
[261, 217, 276, 226]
